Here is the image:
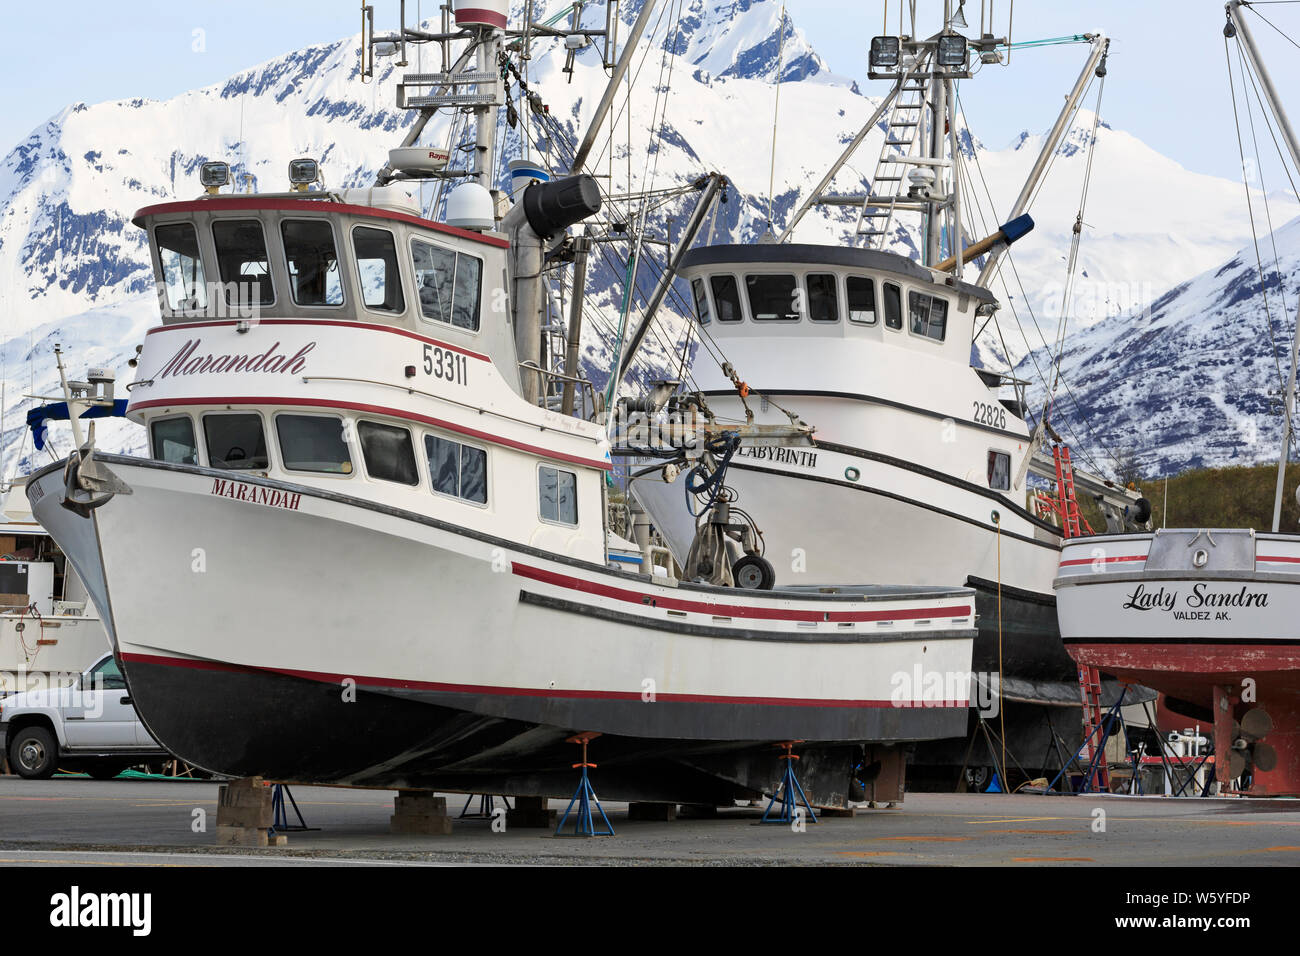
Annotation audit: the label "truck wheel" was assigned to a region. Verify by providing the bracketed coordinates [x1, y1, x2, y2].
[9, 727, 57, 779]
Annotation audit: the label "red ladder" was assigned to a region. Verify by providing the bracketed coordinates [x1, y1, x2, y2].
[1076, 665, 1111, 791]
[1054, 444, 1108, 790]
[1052, 444, 1092, 539]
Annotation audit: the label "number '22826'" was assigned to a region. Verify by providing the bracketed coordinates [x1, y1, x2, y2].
[423, 343, 469, 386]
[972, 401, 1006, 430]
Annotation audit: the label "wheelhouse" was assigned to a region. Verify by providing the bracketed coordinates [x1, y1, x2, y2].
[136, 190, 517, 386]
[680, 243, 996, 359]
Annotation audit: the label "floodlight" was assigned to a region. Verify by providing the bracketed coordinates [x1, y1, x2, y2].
[869, 36, 900, 70]
[937, 35, 967, 68]
[288, 158, 320, 192]
[199, 161, 230, 194]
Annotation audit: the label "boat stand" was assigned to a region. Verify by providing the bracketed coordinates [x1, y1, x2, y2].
[555, 732, 614, 837]
[460, 794, 512, 819]
[270, 783, 315, 833]
[1047, 687, 1128, 794]
[761, 741, 818, 824]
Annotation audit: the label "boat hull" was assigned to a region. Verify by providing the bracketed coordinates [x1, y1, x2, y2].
[29, 455, 977, 803]
[1056, 530, 1300, 794]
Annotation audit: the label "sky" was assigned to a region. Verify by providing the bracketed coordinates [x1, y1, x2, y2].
[3, 1, 1299, 189]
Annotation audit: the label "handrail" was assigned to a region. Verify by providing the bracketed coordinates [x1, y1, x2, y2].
[300, 375, 604, 443]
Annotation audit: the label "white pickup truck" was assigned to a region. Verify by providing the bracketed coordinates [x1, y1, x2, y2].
[0, 652, 170, 779]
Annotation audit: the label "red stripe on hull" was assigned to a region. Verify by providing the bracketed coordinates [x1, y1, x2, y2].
[1058, 554, 1147, 568]
[512, 561, 974, 624]
[119, 652, 965, 709]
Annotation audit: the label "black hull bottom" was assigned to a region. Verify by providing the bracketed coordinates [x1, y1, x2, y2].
[125, 657, 956, 806]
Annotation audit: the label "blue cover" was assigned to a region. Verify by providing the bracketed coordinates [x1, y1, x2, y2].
[27, 399, 129, 450]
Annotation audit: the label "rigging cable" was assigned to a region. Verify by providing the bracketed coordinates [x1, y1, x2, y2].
[766, 3, 787, 231]
[1226, 32, 1288, 395]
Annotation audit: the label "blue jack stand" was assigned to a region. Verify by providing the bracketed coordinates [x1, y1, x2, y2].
[762, 741, 818, 825]
[270, 783, 315, 834]
[460, 793, 512, 818]
[555, 732, 614, 837]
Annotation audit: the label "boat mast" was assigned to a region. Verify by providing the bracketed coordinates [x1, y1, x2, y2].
[974, 33, 1108, 286]
[1226, 0, 1300, 532]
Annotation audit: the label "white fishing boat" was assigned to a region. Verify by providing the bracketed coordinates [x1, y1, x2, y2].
[0, 482, 112, 691]
[25, 0, 978, 805]
[1055, 1, 1300, 796]
[617, 2, 1150, 781]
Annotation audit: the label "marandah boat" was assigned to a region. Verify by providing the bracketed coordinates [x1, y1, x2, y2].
[26, 0, 979, 806]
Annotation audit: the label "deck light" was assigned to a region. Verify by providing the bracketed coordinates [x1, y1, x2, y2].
[288, 157, 321, 192]
[937, 35, 967, 68]
[869, 36, 900, 70]
[199, 161, 231, 194]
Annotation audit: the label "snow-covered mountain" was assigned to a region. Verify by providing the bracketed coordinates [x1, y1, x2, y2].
[1019, 213, 1300, 480]
[0, 0, 1294, 478]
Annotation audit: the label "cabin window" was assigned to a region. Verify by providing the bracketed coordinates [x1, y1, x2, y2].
[150, 416, 198, 465]
[212, 220, 275, 309]
[806, 274, 840, 322]
[276, 414, 353, 475]
[411, 239, 482, 331]
[425, 435, 488, 504]
[539, 465, 578, 525]
[883, 282, 902, 330]
[155, 224, 208, 312]
[353, 226, 406, 314]
[691, 278, 712, 325]
[281, 220, 343, 307]
[988, 451, 1011, 490]
[746, 274, 799, 321]
[909, 291, 948, 342]
[710, 275, 743, 322]
[203, 413, 269, 470]
[357, 420, 419, 485]
[846, 276, 877, 324]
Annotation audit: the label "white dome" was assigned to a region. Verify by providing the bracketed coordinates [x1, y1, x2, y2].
[445, 183, 495, 231]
